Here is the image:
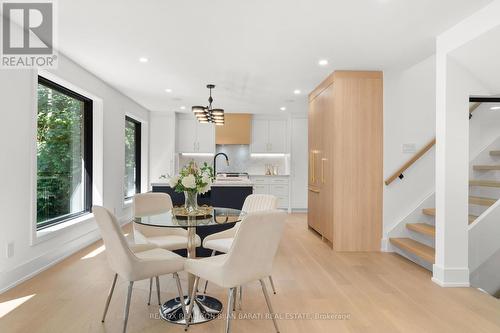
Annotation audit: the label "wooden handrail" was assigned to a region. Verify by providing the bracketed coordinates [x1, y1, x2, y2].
[385, 138, 436, 185]
[385, 102, 482, 186]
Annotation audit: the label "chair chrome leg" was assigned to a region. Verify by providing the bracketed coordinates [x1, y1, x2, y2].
[260, 279, 280, 333]
[203, 250, 216, 294]
[186, 276, 200, 326]
[238, 285, 243, 310]
[101, 273, 118, 322]
[123, 281, 134, 333]
[155, 276, 161, 305]
[225, 288, 235, 333]
[232, 287, 237, 311]
[268, 276, 277, 294]
[147, 277, 153, 305]
[173, 273, 189, 331]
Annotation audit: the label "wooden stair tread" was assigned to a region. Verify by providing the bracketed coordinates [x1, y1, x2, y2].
[469, 196, 496, 206]
[469, 215, 478, 224]
[390, 238, 435, 263]
[406, 223, 435, 237]
[422, 208, 435, 217]
[469, 179, 500, 187]
[473, 165, 500, 171]
[423, 208, 478, 224]
[489, 151, 500, 156]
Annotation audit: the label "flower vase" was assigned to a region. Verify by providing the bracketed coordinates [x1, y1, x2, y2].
[184, 191, 198, 214]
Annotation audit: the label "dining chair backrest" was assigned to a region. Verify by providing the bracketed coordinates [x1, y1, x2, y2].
[93, 206, 136, 280]
[133, 192, 173, 217]
[223, 210, 286, 287]
[241, 194, 278, 213]
[133, 193, 174, 239]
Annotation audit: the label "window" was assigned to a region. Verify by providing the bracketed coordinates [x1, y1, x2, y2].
[124, 116, 141, 199]
[37, 76, 93, 230]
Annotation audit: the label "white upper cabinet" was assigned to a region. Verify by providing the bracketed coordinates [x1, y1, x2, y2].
[268, 119, 287, 153]
[196, 122, 216, 153]
[176, 118, 198, 153]
[250, 118, 288, 153]
[176, 116, 215, 153]
[250, 119, 269, 153]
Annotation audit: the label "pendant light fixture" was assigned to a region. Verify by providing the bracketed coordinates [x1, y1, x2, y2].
[192, 84, 225, 125]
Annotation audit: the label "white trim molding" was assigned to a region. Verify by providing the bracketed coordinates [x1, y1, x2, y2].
[432, 265, 470, 287]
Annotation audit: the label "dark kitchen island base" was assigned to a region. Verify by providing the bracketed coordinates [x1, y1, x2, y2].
[151, 184, 253, 257]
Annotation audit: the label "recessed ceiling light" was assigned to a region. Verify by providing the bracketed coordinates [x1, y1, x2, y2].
[165, 88, 172, 93]
[318, 59, 328, 66]
[490, 106, 500, 110]
[280, 107, 286, 111]
[293, 89, 301, 95]
[180, 106, 186, 110]
[139, 57, 148, 63]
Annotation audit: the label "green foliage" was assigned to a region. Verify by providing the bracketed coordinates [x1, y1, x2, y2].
[124, 120, 137, 198]
[37, 84, 84, 224]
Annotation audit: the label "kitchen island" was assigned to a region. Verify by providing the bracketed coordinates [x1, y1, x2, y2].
[151, 180, 253, 210]
[150, 180, 253, 257]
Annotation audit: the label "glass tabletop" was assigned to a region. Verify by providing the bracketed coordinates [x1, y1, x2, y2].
[134, 207, 246, 228]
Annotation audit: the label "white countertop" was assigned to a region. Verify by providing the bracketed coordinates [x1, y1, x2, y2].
[151, 181, 254, 188]
[249, 174, 290, 177]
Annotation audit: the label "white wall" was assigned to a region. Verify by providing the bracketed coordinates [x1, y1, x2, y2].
[0, 53, 151, 292]
[383, 55, 437, 240]
[434, 4, 497, 285]
[149, 112, 176, 185]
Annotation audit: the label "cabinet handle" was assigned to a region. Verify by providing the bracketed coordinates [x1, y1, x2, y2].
[312, 152, 316, 183]
[321, 158, 326, 184]
[308, 187, 320, 193]
[309, 152, 313, 183]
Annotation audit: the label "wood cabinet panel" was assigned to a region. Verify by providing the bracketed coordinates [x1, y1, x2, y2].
[332, 74, 383, 251]
[307, 71, 382, 251]
[215, 113, 251, 144]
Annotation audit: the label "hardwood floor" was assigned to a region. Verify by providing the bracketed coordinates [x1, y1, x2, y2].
[1, 214, 500, 333]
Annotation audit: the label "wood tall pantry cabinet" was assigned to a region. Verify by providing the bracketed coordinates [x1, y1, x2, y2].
[308, 71, 383, 252]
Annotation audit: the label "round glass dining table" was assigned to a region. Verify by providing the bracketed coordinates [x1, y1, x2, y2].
[134, 207, 246, 325]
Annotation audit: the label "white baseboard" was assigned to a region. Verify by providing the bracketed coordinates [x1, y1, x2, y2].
[380, 238, 393, 252]
[432, 264, 470, 287]
[0, 215, 131, 294]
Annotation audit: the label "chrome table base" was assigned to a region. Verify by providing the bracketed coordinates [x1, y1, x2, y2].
[160, 294, 223, 325]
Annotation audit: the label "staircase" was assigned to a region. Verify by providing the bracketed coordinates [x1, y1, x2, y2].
[389, 148, 500, 268]
[385, 102, 500, 270]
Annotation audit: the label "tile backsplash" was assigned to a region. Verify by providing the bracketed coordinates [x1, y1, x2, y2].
[177, 145, 290, 175]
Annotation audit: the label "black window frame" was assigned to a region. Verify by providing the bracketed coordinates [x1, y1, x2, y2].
[37, 76, 93, 230]
[124, 116, 141, 200]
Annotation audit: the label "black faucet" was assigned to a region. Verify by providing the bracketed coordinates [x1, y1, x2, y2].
[213, 152, 229, 176]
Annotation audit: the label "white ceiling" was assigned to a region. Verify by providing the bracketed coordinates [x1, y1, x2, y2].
[55, 0, 493, 114]
[451, 24, 500, 95]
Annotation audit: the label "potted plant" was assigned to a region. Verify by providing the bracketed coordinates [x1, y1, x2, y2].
[168, 161, 214, 213]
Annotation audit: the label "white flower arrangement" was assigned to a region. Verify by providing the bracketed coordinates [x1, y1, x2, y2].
[168, 161, 214, 194]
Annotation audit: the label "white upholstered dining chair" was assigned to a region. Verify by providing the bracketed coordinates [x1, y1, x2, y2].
[133, 192, 201, 304]
[202, 194, 279, 294]
[185, 210, 286, 333]
[93, 206, 188, 333]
